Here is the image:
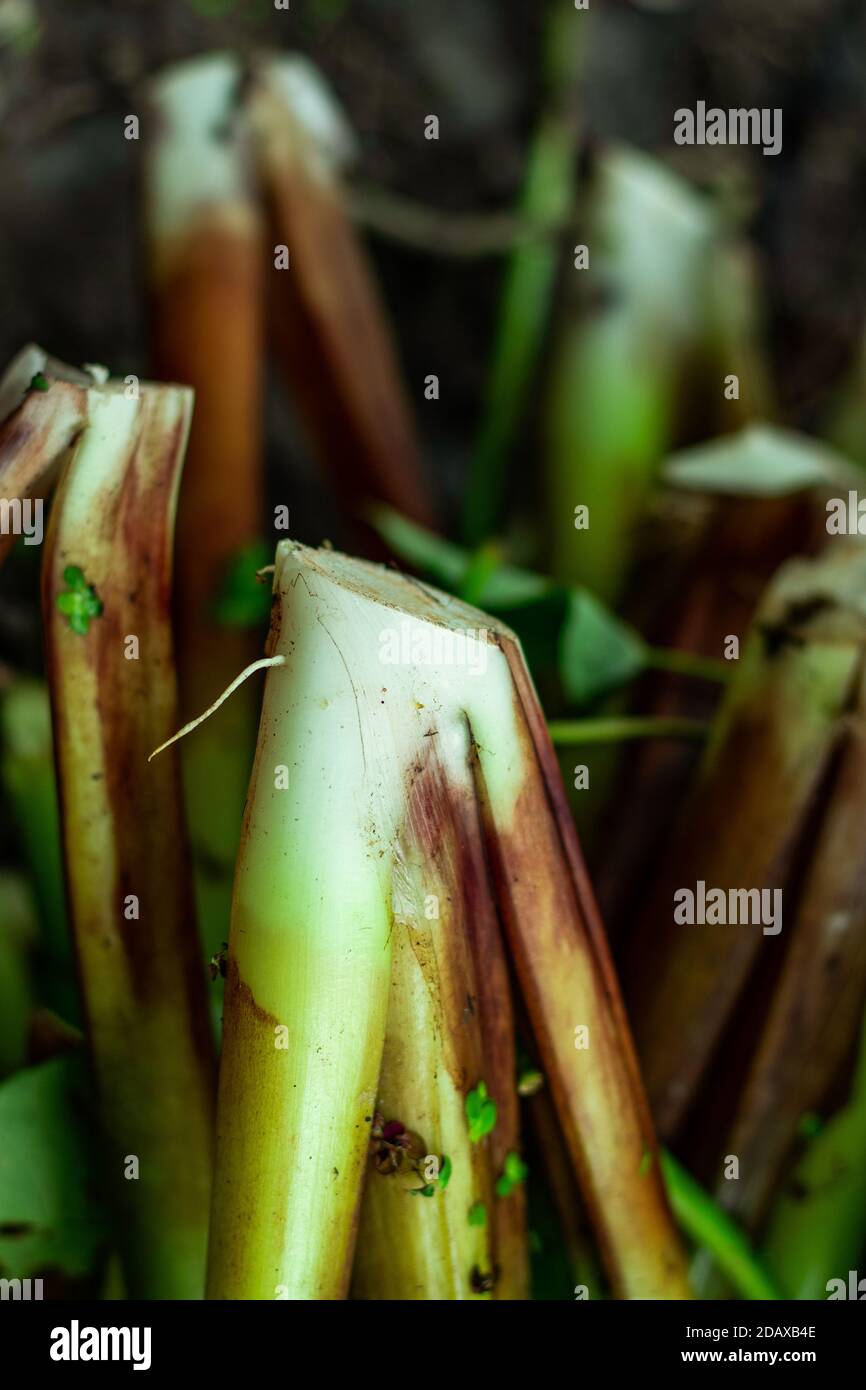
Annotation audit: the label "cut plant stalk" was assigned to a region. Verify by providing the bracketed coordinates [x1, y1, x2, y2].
[352, 737, 527, 1299]
[545, 146, 715, 602]
[623, 544, 866, 1140]
[0, 344, 90, 566]
[596, 428, 833, 938]
[710, 632, 866, 1234]
[198, 542, 689, 1299]
[146, 54, 265, 961]
[249, 54, 434, 529]
[42, 375, 215, 1299]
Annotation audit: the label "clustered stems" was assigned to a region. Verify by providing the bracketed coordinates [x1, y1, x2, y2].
[710, 560, 866, 1232]
[42, 373, 215, 1299]
[622, 546, 866, 1140]
[205, 543, 689, 1300]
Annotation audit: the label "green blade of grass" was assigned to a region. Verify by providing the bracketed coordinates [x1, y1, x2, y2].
[661, 1150, 782, 1301]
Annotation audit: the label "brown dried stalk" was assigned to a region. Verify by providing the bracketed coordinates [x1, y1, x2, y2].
[623, 544, 866, 1141]
[249, 55, 434, 528]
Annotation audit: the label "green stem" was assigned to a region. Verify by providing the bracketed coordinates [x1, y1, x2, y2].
[548, 716, 709, 746]
[462, 0, 584, 545]
[644, 646, 730, 684]
[661, 1150, 782, 1301]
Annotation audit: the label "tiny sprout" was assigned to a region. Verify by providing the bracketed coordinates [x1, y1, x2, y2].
[437, 1155, 452, 1190]
[56, 566, 103, 635]
[495, 1151, 528, 1198]
[29, 371, 50, 392]
[465, 1081, 497, 1143]
[468, 1201, 486, 1228]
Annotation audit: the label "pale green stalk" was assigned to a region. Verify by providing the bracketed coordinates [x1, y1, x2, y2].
[206, 542, 690, 1299]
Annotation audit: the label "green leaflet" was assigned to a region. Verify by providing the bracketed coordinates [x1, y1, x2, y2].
[370, 506, 646, 707]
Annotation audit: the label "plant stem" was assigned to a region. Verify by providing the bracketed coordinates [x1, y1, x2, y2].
[643, 646, 730, 684]
[544, 148, 715, 601]
[0, 345, 89, 565]
[146, 55, 265, 966]
[548, 716, 709, 746]
[42, 372, 215, 1298]
[623, 548, 866, 1139]
[660, 1151, 782, 1301]
[250, 54, 434, 529]
[463, 0, 585, 545]
[206, 540, 690, 1299]
[352, 741, 524, 1299]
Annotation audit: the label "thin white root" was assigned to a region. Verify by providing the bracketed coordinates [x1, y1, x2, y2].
[148, 655, 287, 762]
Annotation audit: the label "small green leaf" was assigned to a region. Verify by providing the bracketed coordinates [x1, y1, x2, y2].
[465, 1082, 497, 1143]
[409, 1184, 436, 1198]
[29, 372, 50, 393]
[468, 1201, 487, 1228]
[56, 568, 103, 635]
[495, 1151, 529, 1197]
[369, 505, 648, 708]
[437, 1155, 453, 1190]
